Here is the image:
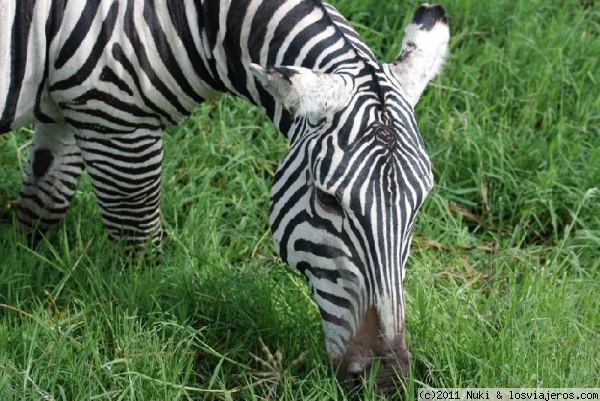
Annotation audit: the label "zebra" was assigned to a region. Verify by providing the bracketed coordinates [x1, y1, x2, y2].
[0, 0, 449, 392]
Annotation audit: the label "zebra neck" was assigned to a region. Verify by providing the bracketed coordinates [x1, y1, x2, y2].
[190, 0, 371, 139]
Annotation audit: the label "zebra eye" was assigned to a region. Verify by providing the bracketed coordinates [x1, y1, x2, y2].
[315, 188, 343, 216]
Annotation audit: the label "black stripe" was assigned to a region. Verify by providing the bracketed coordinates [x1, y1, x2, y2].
[62, 107, 161, 131]
[281, 14, 330, 66]
[19, 186, 65, 206]
[64, 118, 137, 135]
[35, 0, 67, 123]
[93, 178, 161, 204]
[197, 0, 229, 99]
[0, 0, 37, 132]
[302, 29, 339, 68]
[223, 0, 251, 98]
[71, 89, 156, 118]
[76, 133, 160, 153]
[17, 203, 68, 227]
[269, 141, 309, 211]
[101, 205, 161, 221]
[166, 1, 225, 92]
[267, 1, 316, 66]
[86, 156, 163, 180]
[271, 183, 309, 241]
[111, 43, 175, 126]
[315, 288, 357, 325]
[248, 0, 271, 61]
[317, 304, 353, 334]
[276, 210, 310, 262]
[54, 0, 102, 69]
[294, 238, 350, 259]
[82, 150, 162, 172]
[201, 0, 220, 55]
[277, 110, 294, 134]
[50, 1, 119, 92]
[143, 0, 205, 104]
[85, 132, 158, 146]
[344, 211, 374, 294]
[99, 67, 134, 96]
[122, 0, 188, 117]
[297, 261, 342, 283]
[317, 46, 351, 70]
[314, 135, 336, 179]
[371, 175, 387, 296]
[102, 211, 160, 230]
[249, 0, 287, 115]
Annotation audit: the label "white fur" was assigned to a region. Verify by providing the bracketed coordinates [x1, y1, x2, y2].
[0, 2, 13, 103]
[249, 64, 355, 121]
[390, 14, 450, 107]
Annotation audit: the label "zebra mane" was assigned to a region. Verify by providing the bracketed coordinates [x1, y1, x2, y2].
[313, 0, 391, 112]
[314, 0, 380, 66]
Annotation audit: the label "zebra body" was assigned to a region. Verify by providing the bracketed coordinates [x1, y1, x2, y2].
[1, 0, 449, 391]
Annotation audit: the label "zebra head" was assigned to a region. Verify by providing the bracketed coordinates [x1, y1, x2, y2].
[252, 4, 449, 391]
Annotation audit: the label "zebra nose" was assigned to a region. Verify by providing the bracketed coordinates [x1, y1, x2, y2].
[346, 360, 368, 380]
[337, 352, 411, 393]
[347, 361, 364, 375]
[337, 359, 371, 388]
[333, 306, 412, 392]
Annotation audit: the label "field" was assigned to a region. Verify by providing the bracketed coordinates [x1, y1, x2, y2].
[1, 0, 599, 399]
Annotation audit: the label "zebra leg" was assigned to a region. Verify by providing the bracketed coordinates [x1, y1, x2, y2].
[17, 123, 84, 232]
[75, 129, 164, 251]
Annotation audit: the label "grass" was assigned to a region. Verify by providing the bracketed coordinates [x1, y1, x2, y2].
[1, 0, 599, 399]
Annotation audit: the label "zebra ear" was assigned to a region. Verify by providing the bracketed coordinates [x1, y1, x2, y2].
[389, 4, 450, 107]
[250, 64, 354, 119]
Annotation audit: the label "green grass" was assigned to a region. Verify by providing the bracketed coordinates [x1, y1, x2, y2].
[1, 0, 599, 399]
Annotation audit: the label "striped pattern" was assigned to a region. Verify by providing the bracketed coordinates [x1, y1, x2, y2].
[270, 66, 433, 355]
[0, 0, 447, 384]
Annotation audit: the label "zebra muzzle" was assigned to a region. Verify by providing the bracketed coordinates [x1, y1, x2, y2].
[333, 306, 412, 393]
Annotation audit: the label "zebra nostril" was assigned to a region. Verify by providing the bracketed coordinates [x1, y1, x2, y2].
[346, 361, 366, 380]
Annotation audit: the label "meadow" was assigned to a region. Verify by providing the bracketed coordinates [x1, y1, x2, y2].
[0, 0, 598, 399]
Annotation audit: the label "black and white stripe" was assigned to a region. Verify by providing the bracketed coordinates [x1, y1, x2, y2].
[0, 0, 449, 389]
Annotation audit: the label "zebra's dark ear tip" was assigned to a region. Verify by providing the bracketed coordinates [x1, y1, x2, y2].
[412, 4, 448, 31]
[387, 3, 450, 107]
[250, 64, 292, 87]
[271, 66, 299, 82]
[249, 63, 295, 84]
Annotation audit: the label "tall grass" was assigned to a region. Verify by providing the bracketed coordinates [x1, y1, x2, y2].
[1, 0, 598, 399]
